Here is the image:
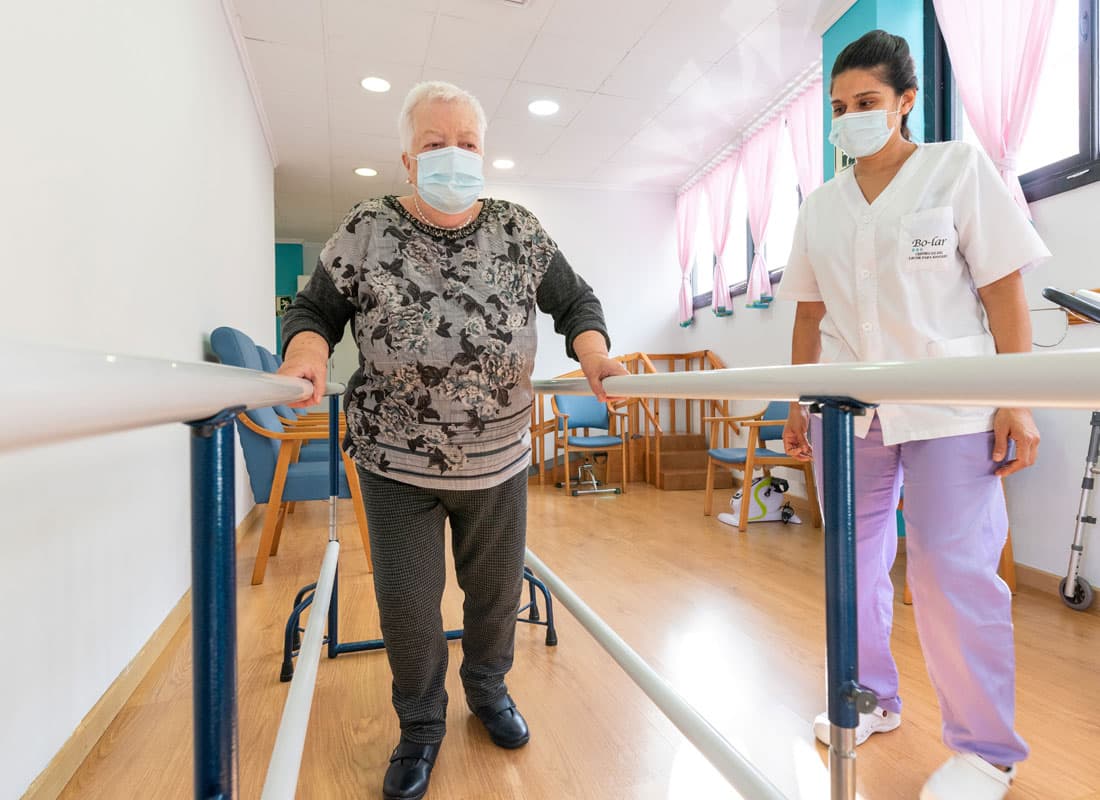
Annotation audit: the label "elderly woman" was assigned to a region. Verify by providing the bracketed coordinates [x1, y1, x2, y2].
[279, 81, 625, 800]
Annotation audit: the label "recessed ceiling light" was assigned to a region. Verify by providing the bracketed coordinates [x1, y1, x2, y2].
[354, 167, 378, 177]
[492, 158, 515, 170]
[528, 99, 560, 117]
[360, 76, 391, 93]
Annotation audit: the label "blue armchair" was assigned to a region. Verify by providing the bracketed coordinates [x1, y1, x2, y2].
[210, 326, 370, 584]
[551, 394, 629, 496]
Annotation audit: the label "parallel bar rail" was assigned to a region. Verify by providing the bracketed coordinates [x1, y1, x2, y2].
[535, 348, 1100, 408]
[10, 340, 1100, 800]
[523, 549, 787, 800]
[261, 540, 340, 799]
[0, 341, 314, 452]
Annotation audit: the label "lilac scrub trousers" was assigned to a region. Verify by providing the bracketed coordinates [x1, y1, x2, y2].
[810, 413, 1028, 766]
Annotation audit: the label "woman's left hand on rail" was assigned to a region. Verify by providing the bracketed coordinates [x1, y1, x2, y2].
[992, 407, 1040, 477]
[278, 331, 329, 408]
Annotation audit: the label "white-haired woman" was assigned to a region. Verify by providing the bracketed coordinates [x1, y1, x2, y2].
[279, 81, 626, 800]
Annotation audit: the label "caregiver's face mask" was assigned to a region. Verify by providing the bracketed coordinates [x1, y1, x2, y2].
[414, 146, 484, 214]
[828, 105, 902, 159]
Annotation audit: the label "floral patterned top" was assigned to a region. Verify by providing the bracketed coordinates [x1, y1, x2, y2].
[282, 196, 609, 490]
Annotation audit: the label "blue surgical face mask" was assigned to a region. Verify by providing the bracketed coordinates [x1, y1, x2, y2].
[828, 106, 901, 159]
[414, 146, 484, 214]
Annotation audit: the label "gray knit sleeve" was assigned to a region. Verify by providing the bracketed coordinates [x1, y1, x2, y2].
[281, 266, 355, 357]
[536, 248, 610, 360]
[281, 202, 373, 356]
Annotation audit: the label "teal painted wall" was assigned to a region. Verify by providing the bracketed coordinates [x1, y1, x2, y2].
[275, 243, 303, 347]
[822, 0, 927, 182]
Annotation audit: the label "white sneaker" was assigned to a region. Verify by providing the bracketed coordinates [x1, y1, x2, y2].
[921, 753, 1015, 800]
[812, 707, 901, 746]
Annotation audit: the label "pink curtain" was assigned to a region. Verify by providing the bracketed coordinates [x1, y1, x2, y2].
[784, 80, 824, 198]
[675, 185, 705, 327]
[742, 117, 783, 307]
[702, 151, 742, 316]
[933, 0, 1056, 215]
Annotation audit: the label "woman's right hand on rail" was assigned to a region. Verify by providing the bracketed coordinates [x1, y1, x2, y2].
[278, 332, 329, 408]
[783, 402, 813, 462]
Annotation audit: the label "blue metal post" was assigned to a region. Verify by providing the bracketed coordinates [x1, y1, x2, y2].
[188, 409, 243, 800]
[811, 397, 876, 800]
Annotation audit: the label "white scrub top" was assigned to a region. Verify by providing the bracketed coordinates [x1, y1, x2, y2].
[776, 141, 1051, 446]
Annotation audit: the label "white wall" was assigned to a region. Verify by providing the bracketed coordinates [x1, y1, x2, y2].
[1011, 183, 1100, 585]
[0, 1, 275, 795]
[480, 183, 680, 378]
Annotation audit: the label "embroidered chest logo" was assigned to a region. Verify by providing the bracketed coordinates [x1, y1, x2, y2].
[909, 236, 950, 262]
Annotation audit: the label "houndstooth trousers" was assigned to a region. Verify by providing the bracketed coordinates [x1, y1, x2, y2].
[358, 467, 528, 744]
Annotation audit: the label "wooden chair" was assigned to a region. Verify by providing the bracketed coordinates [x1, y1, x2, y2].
[235, 409, 370, 584]
[551, 395, 629, 495]
[211, 326, 370, 584]
[704, 401, 822, 531]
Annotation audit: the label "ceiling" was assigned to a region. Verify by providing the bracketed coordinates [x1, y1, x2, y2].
[232, 0, 828, 241]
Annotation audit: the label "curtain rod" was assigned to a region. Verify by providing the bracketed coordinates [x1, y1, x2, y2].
[678, 59, 823, 195]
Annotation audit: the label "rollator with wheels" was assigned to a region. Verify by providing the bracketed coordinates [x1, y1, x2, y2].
[278, 393, 558, 684]
[1042, 286, 1100, 610]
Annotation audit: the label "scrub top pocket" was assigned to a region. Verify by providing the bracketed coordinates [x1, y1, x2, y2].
[899, 206, 957, 273]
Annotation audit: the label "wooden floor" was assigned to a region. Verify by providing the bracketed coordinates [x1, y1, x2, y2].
[60, 483, 1100, 799]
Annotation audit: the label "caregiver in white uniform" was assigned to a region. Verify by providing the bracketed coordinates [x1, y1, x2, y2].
[776, 29, 1050, 800]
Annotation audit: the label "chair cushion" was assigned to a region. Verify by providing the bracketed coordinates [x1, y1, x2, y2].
[708, 447, 785, 464]
[567, 435, 623, 448]
[282, 460, 354, 502]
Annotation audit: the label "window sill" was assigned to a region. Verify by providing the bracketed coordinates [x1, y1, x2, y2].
[692, 269, 785, 312]
[1022, 156, 1100, 204]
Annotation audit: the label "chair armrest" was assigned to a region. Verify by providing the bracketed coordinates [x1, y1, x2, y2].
[237, 413, 339, 442]
[702, 413, 765, 423]
[740, 419, 785, 428]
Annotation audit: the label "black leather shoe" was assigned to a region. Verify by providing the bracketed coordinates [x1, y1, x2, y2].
[383, 739, 440, 800]
[471, 694, 530, 749]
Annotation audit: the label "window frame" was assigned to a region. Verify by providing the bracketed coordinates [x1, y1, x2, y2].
[937, 0, 1100, 202]
[691, 219, 772, 310]
[690, 141, 802, 310]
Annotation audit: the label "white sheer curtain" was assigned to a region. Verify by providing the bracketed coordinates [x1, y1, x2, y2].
[702, 151, 742, 316]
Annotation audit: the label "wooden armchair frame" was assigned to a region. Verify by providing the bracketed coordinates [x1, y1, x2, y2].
[550, 398, 630, 495]
[703, 410, 822, 532]
[237, 413, 371, 585]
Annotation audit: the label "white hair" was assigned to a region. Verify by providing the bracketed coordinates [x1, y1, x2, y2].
[398, 81, 487, 153]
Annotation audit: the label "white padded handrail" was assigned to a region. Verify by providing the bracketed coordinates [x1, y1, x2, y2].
[0, 340, 347, 453]
[524, 549, 788, 800]
[534, 349, 1100, 408]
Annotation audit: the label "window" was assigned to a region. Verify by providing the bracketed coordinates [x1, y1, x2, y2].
[947, 0, 1100, 201]
[691, 193, 715, 297]
[726, 169, 750, 283]
[764, 122, 801, 271]
[691, 173, 750, 308]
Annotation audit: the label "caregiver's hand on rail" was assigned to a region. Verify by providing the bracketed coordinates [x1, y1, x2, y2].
[278, 331, 329, 408]
[783, 404, 813, 461]
[992, 408, 1040, 477]
[574, 329, 629, 402]
[781, 300, 824, 462]
[979, 271, 1041, 477]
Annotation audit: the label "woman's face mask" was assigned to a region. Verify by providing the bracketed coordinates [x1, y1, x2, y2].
[414, 146, 484, 214]
[828, 105, 902, 159]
